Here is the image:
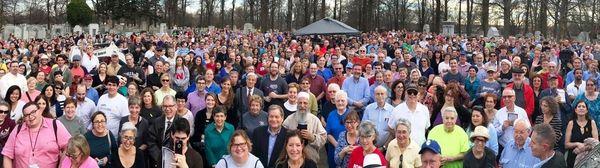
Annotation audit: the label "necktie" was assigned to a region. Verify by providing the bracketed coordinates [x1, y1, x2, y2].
[167, 121, 172, 129]
[247, 88, 252, 99]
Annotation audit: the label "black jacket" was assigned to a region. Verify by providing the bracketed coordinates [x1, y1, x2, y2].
[251, 126, 287, 168]
[146, 115, 181, 168]
[541, 151, 567, 168]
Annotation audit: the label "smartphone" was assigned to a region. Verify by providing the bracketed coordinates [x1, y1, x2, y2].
[508, 113, 518, 126]
[175, 140, 183, 154]
[297, 123, 308, 130]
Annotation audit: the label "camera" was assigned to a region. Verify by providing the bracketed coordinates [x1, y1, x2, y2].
[297, 123, 308, 130]
[175, 140, 183, 154]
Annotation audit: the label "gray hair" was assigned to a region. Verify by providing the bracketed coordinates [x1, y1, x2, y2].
[513, 118, 531, 131]
[327, 83, 340, 92]
[163, 95, 176, 105]
[128, 96, 142, 106]
[246, 72, 258, 79]
[359, 121, 378, 142]
[441, 107, 458, 118]
[334, 90, 348, 101]
[120, 122, 137, 137]
[0, 101, 9, 108]
[395, 118, 412, 133]
[532, 123, 556, 148]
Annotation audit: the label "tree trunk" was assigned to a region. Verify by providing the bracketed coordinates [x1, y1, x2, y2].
[502, 0, 513, 37]
[466, 0, 473, 35]
[287, 0, 293, 30]
[333, 0, 338, 19]
[220, 0, 225, 27]
[558, 0, 569, 38]
[419, 0, 426, 31]
[435, 0, 442, 33]
[481, 0, 489, 36]
[231, 0, 235, 26]
[458, 0, 462, 34]
[248, 0, 255, 23]
[47, 0, 50, 29]
[321, 0, 326, 18]
[303, 0, 310, 25]
[538, 0, 548, 36]
[444, 0, 449, 20]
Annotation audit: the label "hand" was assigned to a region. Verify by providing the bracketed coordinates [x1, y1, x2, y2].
[299, 130, 314, 141]
[354, 102, 363, 108]
[171, 154, 189, 168]
[503, 120, 511, 130]
[441, 156, 451, 164]
[345, 145, 357, 154]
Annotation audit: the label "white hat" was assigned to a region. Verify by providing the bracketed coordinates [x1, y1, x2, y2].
[40, 54, 49, 59]
[363, 153, 383, 168]
[470, 126, 490, 141]
[297, 92, 310, 100]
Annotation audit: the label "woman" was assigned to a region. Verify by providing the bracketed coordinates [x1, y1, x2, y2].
[21, 77, 40, 103]
[389, 80, 405, 107]
[204, 106, 235, 167]
[275, 131, 318, 168]
[34, 71, 48, 90]
[171, 56, 190, 92]
[428, 107, 470, 167]
[466, 106, 499, 155]
[483, 94, 498, 122]
[92, 62, 109, 95]
[191, 93, 217, 147]
[498, 59, 512, 87]
[136, 89, 159, 121]
[565, 100, 599, 167]
[531, 75, 543, 121]
[126, 82, 139, 98]
[462, 126, 497, 168]
[118, 97, 149, 150]
[364, 64, 374, 79]
[111, 122, 146, 168]
[4, 85, 25, 121]
[283, 83, 299, 118]
[385, 118, 422, 168]
[154, 73, 176, 106]
[215, 130, 264, 167]
[0, 101, 16, 164]
[419, 58, 435, 83]
[431, 86, 470, 128]
[176, 91, 195, 134]
[54, 83, 67, 117]
[390, 61, 401, 80]
[85, 111, 118, 168]
[218, 77, 236, 125]
[534, 96, 563, 149]
[408, 69, 422, 85]
[58, 98, 87, 136]
[190, 56, 205, 84]
[41, 84, 59, 117]
[347, 121, 387, 167]
[285, 63, 305, 87]
[61, 135, 99, 168]
[431, 51, 443, 75]
[334, 112, 360, 168]
[572, 79, 600, 129]
[326, 91, 349, 168]
[35, 95, 55, 118]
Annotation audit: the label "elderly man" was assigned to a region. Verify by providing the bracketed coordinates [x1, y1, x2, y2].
[420, 139, 443, 168]
[235, 72, 264, 116]
[251, 105, 288, 168]
[505, 67, 535, 116]
[343, 64, 371, 112]
[0, 61, 27, 98]
[390, 84, 430, 145]
[147, 61, 166, 91]
[147, 95, 182, 167]
[97, 76, 129, 135]
[500, 119, 540, 167]
[531, 123, 567, 168]
[428, 107, 470, 168]
[494, 88, 530, 147]
[541, 62, 564, 89]
[363, 85, 394, 148]
[462, 126, 497, 167]
[282, 92, 327, 162]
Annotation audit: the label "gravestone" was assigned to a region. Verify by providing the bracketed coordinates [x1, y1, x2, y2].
[578, 32, 590, 42]
[534, 31, 542, 41]
[89, 23, 100, 36]
[442, 21, 455, 36]
[159, 23, 167, 34]
[73, 25, 83, 34]
[51, 24, 67, 37]
[21, 24, 30, 39]
[487, 27, 500, 38]
[208, 26, 215, 31]
[13, 26, 22, 39]
[243, 23, 254, 34]
[423, 24, 430, 33]
[3, 24, 17, 39]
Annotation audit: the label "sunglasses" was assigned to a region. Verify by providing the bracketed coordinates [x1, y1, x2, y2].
[407, 90, 418, 96]
[0, 110, 9, 114]
[162, 79, 170, 82]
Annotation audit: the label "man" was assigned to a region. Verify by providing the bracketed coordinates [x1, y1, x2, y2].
[462, 126, 496, 167]
[259, 62, 288, 108]
[327, 63, 346, 92]
[443, 59, 464, 85]
[457, 54, 472, 77]
[540, 62, 564, 89]
[363, 85, 394, 148]
[567, 68, 586, 101]
[316, 56, 333, 81]
[147, 95, 181, 167]
[75, 84, 96, 129]
[81, 45, 99, 72]
[420, 139, 443, 168]
[252, 105, 288, 167]
[167, 118, 204, 168]
[505, 67, 535, 118]
[368, 62, 385, 85]
[82, 74, 100, 104]
[565, 57, 590, 87]
[398, 53, 417, 72]
[147, 61, 166, 91]
[541, 75, 567, 103]
[0, 61, 27, 98]
[390, 84, 430, 145]
[49, 54, 73, 87]
[117, 54, 145, 86]
[96, 76, 129, 135]
[282, 92, 327, 162]
[472, 54, 488, 80]
[531, 123, 567, 168]
[106, 53, 122, 76]
[149, 48, 167, 65]
[477, 66, 502, 98]
[304, 63, 327, 102]
[69, 55, 87, 79]
[494, 88, 530, 147]
[186, 76, 207, 116]
[235, 72, 264, 117]
[2, 102, 72, 168]
[342, 64, 371, 112]
[499, 119, 540, 167]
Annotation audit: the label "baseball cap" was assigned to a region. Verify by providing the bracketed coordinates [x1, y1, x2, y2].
[549, 74, 558, 80]
[486, 66, 496, 72]
[363, 153, 383, 168]
[83, 74, 93, 80]
[511, 67, 525, 74]
[72, 54, 82, 61]
[406, 83, 418, 92]
[419, 139, 442, 154]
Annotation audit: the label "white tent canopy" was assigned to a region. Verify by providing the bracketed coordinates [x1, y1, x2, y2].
[92, 43, 126, 62]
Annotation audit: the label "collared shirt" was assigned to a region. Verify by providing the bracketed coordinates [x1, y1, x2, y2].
[342, 77, 371, 105]
[386, 139, 422, 168]
[164, 117, 174, 135]
[0, 72, 27, 97]
[567, 80, 586, 98]
[304, 74, 327, 99]
[76, 98, 97, 130]
[206, 82, 221, 94]
[493, 106, 529, 147]
[267, 127, 281, 164]
[2, 118, 72, 168]
[390, 102, 430, 145]
[500, 139, 540, 168]
[86, 87, 100, 104]
[204, 122, 235, 165]
[186, 90, 207, 116]
[533, 151, 555, 168]
[363, 102, 394, 147]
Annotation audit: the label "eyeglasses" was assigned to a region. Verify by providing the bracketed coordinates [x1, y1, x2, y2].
[22, 111, 37, 118]
[0, 110, 9, 114]
[406, 90, 418, 96]
[122, 136, 135, 141]
[93, 120, 106, 124]
[65, 152, 81, 158]
[163, 104, 176, 108]
[502, 95, 515, 99]
[473, 137, 487, 143]
[232, 142, 248, 149]
[162, 79, 170, 82]
[345, 121, 357, 124]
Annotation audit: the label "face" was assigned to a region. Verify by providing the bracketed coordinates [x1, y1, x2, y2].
[352, 66, 362, 77]
[533, 77, 542, 87]
[513, 123, 529, 147]
[67, 147, 83, 163]
[205, 70, 214, 81]
[502, 90, 515, 105]
[0, 105, 8, 121]
[162, 99, 177, 118]
[335, 95, 348, 110]
[586, 82, 596, 93]
[129, 103, 141, 117]
[214, 112, 226, 127]
[128, 85, 138, 95]
[230, 136, 249, 159]
[221, 80, 231, 90]
[576, 102, 588, 116]
[442, 111, 456, 131]
[270, 63, 279, 75]
[300, 80, 310, 90]
[529, 132, 546, 158]
[249, 101, 261, 114]
[359, 134, 375, 148]
[268, 109, 283, 129]
[9, 89, 20, 102]
[92, 114, 107, 132]
[298, 97, 309, 112]
[45, 87, 54, 97]
[421, 151, 442, 168]
[64, 103, 76, 118]
[121, 130, 136, 150]
[285, 136, 304, 161]
[288, 88, 298, 102]
[126, 56, 134, 66]
[395, 124, 410, 145]
[471, 111, 483, 126]
[107, 81, 119, 95]
[309, 64, 318, 75]
[161, 76, 171, 88]
[473, 136, 487, 152]
[406, 89, 418, 102]
[374, 88, 387, 103]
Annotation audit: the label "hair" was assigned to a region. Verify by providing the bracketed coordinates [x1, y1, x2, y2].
[483, 93, 497, 104]
[219, 77, 234, 109]
[90, 111, 107, 125]
[22, 101, 38, 113]
[469, 106, 489, 132]
[540, 96, 559, 115]
[171, 117, 191, 136]
[358, 121, 378, 144]
[0, 101, 9, 109]
[334, 90, 348, 102]
[572, 100, 591, 121]
[395, 118, 412, 134]
[4, 85, 22, 104]
[34, 95, 53, 118]
[275, 131, 309, 165]
[249, 95, 263, 108]
[162, 95, 176, 107]
[344, 111, 360, 123]
[140, 88, 156, 106]
[441, 106, 458, 118]
[390, 80, 405, 101]
[64, 97, 77, 107]
[267, 105, 285, 118]
[105, 75, 119, 85]
[127, 96, 142, 107]
[120, 122, 138, 137]
[288, 83, 299, 92]
[66, 135, 91, 160]
[532, 123, 557, 149]
[513, 118, 532, 131]
[212, 105, 227, 117]
[228, 130, 253, 152]
[327, 83, 340, 92]
[175, 91, 188, 101]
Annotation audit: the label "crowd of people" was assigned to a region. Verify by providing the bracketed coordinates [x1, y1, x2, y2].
[0, 28, 599, 168]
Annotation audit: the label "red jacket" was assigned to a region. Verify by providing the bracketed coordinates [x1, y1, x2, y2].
[504, 83, 535, 118]
[347, 147, 387, 168]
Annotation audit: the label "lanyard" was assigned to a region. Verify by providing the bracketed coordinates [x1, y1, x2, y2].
[29, 126, 42, 157]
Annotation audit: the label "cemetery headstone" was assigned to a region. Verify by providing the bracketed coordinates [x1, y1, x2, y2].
[423, 24, 430, 33]
[73, 25, 83, 34]
[442, 21, 455, 36]
[487, 27, 500, 38]
[89, 23, 100, 36]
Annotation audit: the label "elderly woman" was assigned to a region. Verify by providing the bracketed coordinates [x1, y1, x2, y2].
[462, 126, 497, 167]
[534, 96, 563, 150]
[326, 90, 349, 167]
[204, 106, 235, 167]
[275, 131, 318, 168]
[57, 98, 87, 136]
[215, 130, 264, 167]
[61, 135, 99, 168]
[321, 83, 340, 122]
[347, 121, 388, 167]
[85, 111, 118, 168]
[466, 106, 499, 155]
[111, 122, 146, 168]
[241, 95, 267, 136]
[428, 107, 470, 168]
[21, 77, 40, 103]
[334, 111, 360, 168]
[385, 118, 422, 168]
[118, 97, 149, 150]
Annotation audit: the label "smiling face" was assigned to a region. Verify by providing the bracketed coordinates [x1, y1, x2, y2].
[64, 103, 76, 119]
[395, 124, 410, 145]
[285, 136, 304, 161]
[92, 114, 107, 133]
[9, 88, 20, 103]
[120, 130, 136, 150]
[129, 104, 141, 117]
[230, 135, 250, 160]
[471, 110, 483, 126]
[214, 112, 226, 127]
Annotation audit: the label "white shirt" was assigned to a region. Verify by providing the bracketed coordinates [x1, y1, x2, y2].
[438, 62, 450, 76]
[390, 102, 430, 145]
[493, 105, 529, 147]
[0, 72, 27, 99]
[81, 53, 99, 72]
[9, 100, 25, 121]
[97, 93, 129, 135]
[567, 80, 586, 98]
[144, 50, 155, 58]
[215, 154, 264, 168]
